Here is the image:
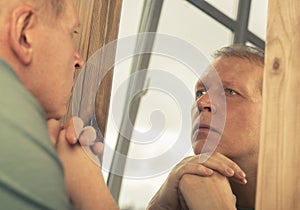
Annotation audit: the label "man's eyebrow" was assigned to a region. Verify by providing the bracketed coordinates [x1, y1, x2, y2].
[222, 80, 242, 89]
[222, 80, 249, 95]
[194, 81, 206, 90]
[222, 81, 234, 87]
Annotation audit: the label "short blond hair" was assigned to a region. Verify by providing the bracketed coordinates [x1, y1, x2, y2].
[0, 0, 66, 19]
[214, 44, 265, 93]
[30, 0, 66, 19]
[213, 44, 264, 66]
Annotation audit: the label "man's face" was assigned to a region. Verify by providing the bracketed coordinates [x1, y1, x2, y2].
[191, 56, 263, 161]
[28, 0, 83, 119]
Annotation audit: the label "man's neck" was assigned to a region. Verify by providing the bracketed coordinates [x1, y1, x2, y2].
[230, 156, 258, 208]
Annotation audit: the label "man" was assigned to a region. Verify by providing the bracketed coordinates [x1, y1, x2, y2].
[147, 45, 264, 210]
[0, 0, 118, 209]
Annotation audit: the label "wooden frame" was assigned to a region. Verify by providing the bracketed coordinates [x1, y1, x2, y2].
[70, 0, 123, 136]
[256, 0, 300, 209]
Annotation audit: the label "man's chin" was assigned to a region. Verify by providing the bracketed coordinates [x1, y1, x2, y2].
[192, 139, 206, 155]
[192, 137, 222, 155]
[46, 108, 67, 121]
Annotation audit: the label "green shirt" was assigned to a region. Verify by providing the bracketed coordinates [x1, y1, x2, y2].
[0, 59, 73, 210]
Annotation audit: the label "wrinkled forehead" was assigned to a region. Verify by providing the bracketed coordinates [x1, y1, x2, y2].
[195, 56, 264, 93]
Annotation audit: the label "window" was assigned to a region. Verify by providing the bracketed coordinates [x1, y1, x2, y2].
[105, 0, 268, 209]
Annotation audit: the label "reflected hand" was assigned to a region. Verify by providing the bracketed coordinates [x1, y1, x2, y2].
[147, 152, 246, 210]
[179, 173, 237, 210]
[64, 117, 104, 156]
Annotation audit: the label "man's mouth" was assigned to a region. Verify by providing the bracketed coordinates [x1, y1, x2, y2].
[192, 123, 221, 138]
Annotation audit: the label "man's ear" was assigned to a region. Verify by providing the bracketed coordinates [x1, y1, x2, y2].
[9, 5, 37, 65]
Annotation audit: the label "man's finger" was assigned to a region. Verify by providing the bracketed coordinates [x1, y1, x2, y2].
[91, 141, 104, 156]
[79, 126, 96, 146]
[65, 116, 84, 144]
[200, 153, 247, 183]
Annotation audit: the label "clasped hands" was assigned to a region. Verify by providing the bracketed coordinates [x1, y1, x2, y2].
[47, 117, 119, 210]
[48, 116, 103, 156]
[148, 152, 247, 210]
[47, 117, 246, 210]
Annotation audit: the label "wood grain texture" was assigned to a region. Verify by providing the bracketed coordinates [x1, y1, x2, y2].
[74, 0, 94, 61]
[255, 0, 300, 209]
[95, 0, 123, 136]
[71, 0, 123, 136]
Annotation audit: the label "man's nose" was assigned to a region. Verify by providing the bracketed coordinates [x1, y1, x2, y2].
[74, 50, 84, 68]
[196, 92, 216, 113]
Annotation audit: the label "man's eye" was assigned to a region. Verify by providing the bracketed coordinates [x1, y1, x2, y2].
[224, 88, 237, 96]
[196, 90, 207, 99]
[71, 30, 79, 38]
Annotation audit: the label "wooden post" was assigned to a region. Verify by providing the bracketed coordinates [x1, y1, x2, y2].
[256, 0, 300, 209]
[71, 0, 123, 136]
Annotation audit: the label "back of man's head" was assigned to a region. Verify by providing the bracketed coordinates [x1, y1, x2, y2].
[0, 0, 66, 20]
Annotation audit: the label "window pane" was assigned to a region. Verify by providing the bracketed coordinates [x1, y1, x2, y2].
[248, 0, 268, 40]
[118, 0, 145, 36]
[204, 0, 238, 20]
[157, 0, 233, 60]
[119, 174, 168, 210]
[109, 0, 234, 209]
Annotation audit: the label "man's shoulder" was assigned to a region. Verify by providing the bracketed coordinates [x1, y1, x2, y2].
[0, 59, 73, 210]
[0, 58, 54, 160]
[0, 59, 44, 111]
[0, 58, 46, 131]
